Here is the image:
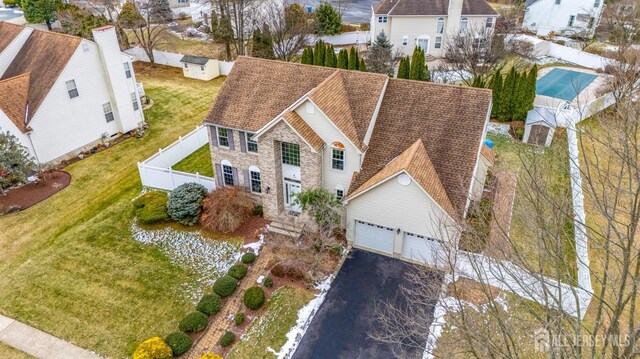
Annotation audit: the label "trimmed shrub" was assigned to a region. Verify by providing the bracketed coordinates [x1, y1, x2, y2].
[329, 246, 343, 256]
[213, 275, 238, 297]
[252, 204, 263, 216]
[241, 252, 256, 264]
[263, 276, 273, 288]
[200, 187, 253, 232]
[132, 191, 169, 224]
[200, 354, 223, 359]
[234, 312, 245, 326]
[133, 337, 172, 359]
[219, 331, 235, 347]
[178, 311, 209, 332]
[167, 182, 207, 226]
[227, 264, 248, 280]
[243, 286, 266, 310]
[196, 294, 222, 316]
[165, 332, 192, 356]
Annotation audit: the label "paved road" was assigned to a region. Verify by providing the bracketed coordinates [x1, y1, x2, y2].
[293, 249, 442, 359]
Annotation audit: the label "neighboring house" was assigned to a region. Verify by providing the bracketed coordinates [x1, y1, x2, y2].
[169, 0, 190, 9]
[522, 0, 604, 37]
[370, 0, 498, 58]
[0, 23, 145, 165]
[180, 55, 220, 81]
[204, 56, 492, 267]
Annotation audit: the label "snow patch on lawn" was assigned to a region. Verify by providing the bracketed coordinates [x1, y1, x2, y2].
[131, 222, 241, 303]
[268, 275, 335, 359]
[243, 232, 265, 255]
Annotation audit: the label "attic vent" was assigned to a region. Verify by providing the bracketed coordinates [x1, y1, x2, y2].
[82, 43, 89, 52]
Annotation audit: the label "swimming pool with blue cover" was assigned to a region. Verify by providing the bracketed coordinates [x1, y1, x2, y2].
[535, 68, 598, 101]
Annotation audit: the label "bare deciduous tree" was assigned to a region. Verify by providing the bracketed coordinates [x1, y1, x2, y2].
[256, 0, 313, 62]
[118, 0, 172, 65]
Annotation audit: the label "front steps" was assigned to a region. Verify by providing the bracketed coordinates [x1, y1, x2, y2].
[269, 211, 305, 238]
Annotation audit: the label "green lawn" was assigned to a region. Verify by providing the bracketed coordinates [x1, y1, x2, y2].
[227, 286, 315, 359]
[172, 144, 214, 177]
[0, 343, 33, 359]
[0, 64, 225, 358]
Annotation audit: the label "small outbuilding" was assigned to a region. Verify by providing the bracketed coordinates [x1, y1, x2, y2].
[180, 55, 220, 81]
[523, 108, 556, 147]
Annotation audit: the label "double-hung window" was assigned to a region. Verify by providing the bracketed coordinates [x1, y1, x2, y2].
[103, 102, 115, 122]
[436, 18, 445, 34]
[281, 142, 300, 166]
[378, 16, 387, 23]
[435, 37, 442, 49]
[66, 80, 79, 98]
[250, 170, 261, 193]
[217, 127, 229, 147]
[335, 187, 344, 200]
[223, 164, 234, 186]
[332, 148, 345, 171]
[124, 62, 132, 78]
[486, 17, 494, 28]
[131, 92, 139, 111]
[246, 132, 258, 153]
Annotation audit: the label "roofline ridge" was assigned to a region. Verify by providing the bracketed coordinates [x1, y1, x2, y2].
[0, 71, 30, 84]
[389, 77, 493, 94]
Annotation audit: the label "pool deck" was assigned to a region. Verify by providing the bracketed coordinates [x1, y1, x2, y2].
[534, 66, 609, 110]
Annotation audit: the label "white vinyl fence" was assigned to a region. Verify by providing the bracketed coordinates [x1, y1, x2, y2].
[138, 125, 216, 191]
[125, 47, 235, 75]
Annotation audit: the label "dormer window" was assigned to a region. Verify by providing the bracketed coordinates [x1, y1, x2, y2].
[331, 141, 345, 171]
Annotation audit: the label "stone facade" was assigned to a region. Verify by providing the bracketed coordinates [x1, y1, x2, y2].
[207, 121, 323, 221]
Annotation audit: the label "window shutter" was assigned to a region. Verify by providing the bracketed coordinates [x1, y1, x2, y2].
[215, 163, 223, 186]
[244, 169, 251, 192]
[239, 131, 247, 153]
[210, 126, 219, 147]
[232, 167, 239, 186]
[228, 129, 235, 150]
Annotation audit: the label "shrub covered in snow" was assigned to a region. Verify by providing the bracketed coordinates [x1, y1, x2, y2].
[227, 264, 248, 280]
[219, 331, 235, 347]
[200, 187, 253, 232]
[243, 286, 266, 310]
[165, 332, 192, 356]
[132, 191, 169, 224]
[241, 252, 256, 264]
[178, 311, 209, 332]
[234, 312, 245, 325]
[133, 337, 172, 359]
[213, 275, 238, 297]
[167, 182, 207, 226]
[196, 294, 222, 316]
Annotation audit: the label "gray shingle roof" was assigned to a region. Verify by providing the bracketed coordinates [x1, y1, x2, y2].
[180, 55, 210, 65]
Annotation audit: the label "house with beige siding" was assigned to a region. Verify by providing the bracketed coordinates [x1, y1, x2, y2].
[0, 22, 145, 165]
[204, 56, 493, 267]
[370, 0, 498, 59]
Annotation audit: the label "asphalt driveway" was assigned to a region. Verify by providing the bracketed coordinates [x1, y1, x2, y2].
[292, 249, 443, 359]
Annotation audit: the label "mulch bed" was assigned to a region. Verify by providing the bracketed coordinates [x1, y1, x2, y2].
[232, 215, 271, 245]
[0, 171, 71, 214]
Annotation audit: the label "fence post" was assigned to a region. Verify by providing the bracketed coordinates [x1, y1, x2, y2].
[169, 168, 175, 189]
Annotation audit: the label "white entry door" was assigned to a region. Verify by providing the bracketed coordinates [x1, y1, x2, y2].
[402, 232, 443, 266]
[354, 220, 395, 255]
[285, 181, 301, 212]
[417, 38, 430, 53]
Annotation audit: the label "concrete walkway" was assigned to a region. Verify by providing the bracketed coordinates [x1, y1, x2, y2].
[0, 314, 100, 359]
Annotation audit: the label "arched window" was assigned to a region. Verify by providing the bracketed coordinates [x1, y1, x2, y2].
[335, 185, 345, 200]
[248, 165, 261, 193]
[460, 17, 468, 32]
[331, 142, 345, 171]
[221, 160, 234, 186]
[436, 18, 445, 34]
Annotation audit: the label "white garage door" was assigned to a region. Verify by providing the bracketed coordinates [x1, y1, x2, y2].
[354, 220, 395, 255]
[402, 232, 443, 266]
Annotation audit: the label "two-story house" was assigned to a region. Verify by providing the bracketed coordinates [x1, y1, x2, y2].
[204, 57, 493, 267]
[523, 0, 604, 37]
[0, 22, 145, 165]
[370, 0, 498, 59]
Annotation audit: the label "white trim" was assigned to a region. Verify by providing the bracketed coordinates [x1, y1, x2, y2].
[362, 78, 389, 155]
[306, 98, 364, 153]
[216, 126, 231, 148]
[245, 131, 258, 154]
[462, 105, 491, 218]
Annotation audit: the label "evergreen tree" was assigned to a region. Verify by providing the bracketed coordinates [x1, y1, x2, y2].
[324, 44, 336, 67]
[148, 0, 172, 23]
[348, 47, 358, 70]
[0, 131, 37, 195]
[314, 41, 326, 66]
[22, 0, 63, 30]
[514, 71, 530, 120]
[300, 47, 311, 64]
[527, 65, 538, 113]
[499, 67, 517, 121]
[337, 49, 348, 69]
[315, 2, 342, 35]
[471, 76, 486, 88]
[425, 62, 431, 82]
[409, 47, 427, 81]
[397, 56, 410, 79]
[252, 24, 274, 59]
[359, 58, 366, 72]
[490, 72, 503, 119]
[365, 31, 394, 76]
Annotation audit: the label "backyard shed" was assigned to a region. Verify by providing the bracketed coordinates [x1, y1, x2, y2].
[523, 108, 556, 147]
[180, 55, 220, 81]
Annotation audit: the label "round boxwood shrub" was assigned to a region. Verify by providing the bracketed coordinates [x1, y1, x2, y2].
[227, 264, 248, 280]
[213, 275, 238, 297]
[167, 182, 208, 226]
[133, 337, 172, 359]
[243, 286, 266, 310]
[178, 311, 209, 333]
[132, 191, 169, 224]
[234, 312, 245, 326]
[263, 276, 273, 288]
[200, 354, 223, 359]
[165, 332, 192, 356]
[196, 294, 222, 316]
[241, 252, 256, 264]
[219, 331, 235, 347]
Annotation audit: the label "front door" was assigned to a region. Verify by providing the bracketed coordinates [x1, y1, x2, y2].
[285, 181, 302, 212]
[417, 38, 430, 54]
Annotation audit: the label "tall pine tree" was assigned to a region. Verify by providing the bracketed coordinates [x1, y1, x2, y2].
[500, 67, 517, 121]
[490, 72, 503, 119]
[397, 56, 410, 79]
[348, 47, 358, 70]
[359, 58, 366, 72]
[409, 47, 428, 81]
[324, 44, 336, 67]
[314, 41, 325, 66]
[337, 49, 348, 69]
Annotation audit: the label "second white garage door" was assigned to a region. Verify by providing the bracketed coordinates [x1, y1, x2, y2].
[354, 220, 395, 255]
[402, 232, 443, 266]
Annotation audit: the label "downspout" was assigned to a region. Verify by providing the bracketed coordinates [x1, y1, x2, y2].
[23, 104, 42, 171]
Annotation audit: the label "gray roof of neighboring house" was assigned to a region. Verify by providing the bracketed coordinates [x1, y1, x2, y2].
[373, 0, 498, 16]
[180, 55, 210, 65]
[525, 0, 540, 7]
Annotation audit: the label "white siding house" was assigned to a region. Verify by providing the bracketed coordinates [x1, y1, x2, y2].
[523, 0, 604, 37]
[0, 23, 145, 165]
